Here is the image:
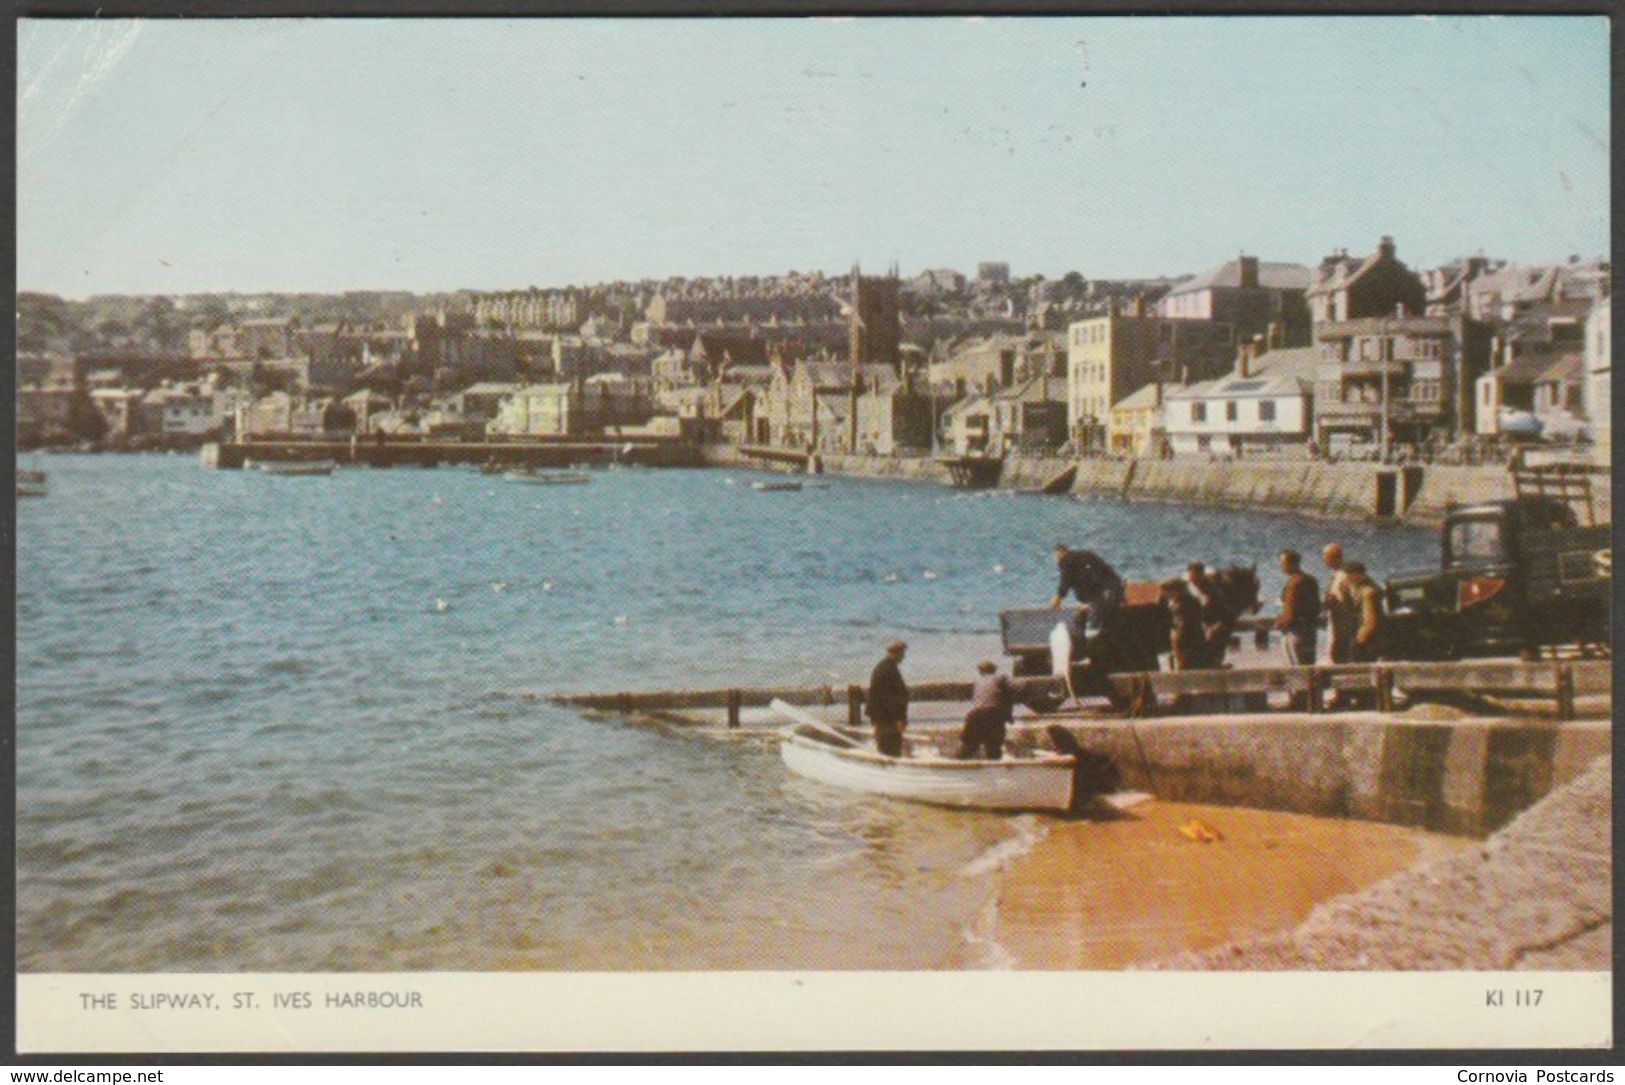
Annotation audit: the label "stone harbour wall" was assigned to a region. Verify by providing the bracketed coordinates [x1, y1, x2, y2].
[703, 446, 1605, 528]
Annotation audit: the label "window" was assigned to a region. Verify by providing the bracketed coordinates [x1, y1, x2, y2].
[1225, 401, 1238, 422]
[1447, 518, 1505, 565]
[1191, 402, 1207, 422]
[1258, 399, 1276, 422]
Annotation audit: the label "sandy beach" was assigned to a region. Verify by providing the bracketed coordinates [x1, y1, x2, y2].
[984, 799, 1468, 970]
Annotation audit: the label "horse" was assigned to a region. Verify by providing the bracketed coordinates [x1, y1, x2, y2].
[1196, 564, 1263, 668]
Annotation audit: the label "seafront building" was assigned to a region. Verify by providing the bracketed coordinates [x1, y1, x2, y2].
[1474, 353, 1585, 441]
[1163, 345, 1315, 458]
[486, 376, 656, 438]
[943, 375, 1070, 456]
[1311, 315, 1493, 454]
[1066, 302, 1236, 450]
[1584, 289, 1610, 462]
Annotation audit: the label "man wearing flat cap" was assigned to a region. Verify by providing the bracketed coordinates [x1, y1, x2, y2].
[867, 639, 910, 757]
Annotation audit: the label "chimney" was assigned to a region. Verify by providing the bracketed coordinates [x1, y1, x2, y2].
[1132, 294, 1147, 318]
[1238, 254, 1259, 290]
[1151, 381, 1162, 408]
[1267, 320, 1282, 349]
[1236, 341, 1253, 379]
[1378, 236, 1396, 260]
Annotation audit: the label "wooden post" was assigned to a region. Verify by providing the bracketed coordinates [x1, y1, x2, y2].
[1373, 666, 1395, 714]
[726, 688, 742, 729]
[847, 685, 864, 728]
[1306, 667, 1325, 714]
[1555, 663, 1576, 722]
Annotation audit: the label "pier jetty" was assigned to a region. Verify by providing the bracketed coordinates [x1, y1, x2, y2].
[202, 436, 704, 470]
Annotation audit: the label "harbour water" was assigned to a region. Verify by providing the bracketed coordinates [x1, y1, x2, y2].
[17, 454, 1440, 972]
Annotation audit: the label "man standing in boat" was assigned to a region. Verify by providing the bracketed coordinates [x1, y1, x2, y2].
[1047, 544, 1124, 640]
[867, 640, 910, 758]
[957, 661, 1013, 760]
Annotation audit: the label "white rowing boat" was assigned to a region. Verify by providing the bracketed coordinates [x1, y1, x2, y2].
[773, 700, 1077, 812]
[17, 469, 48, 497]
[752, 480, 803, 492]
[504, 470, 592, 485]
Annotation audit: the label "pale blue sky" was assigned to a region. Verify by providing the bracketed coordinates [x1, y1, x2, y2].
[17, 16, 1610, 297]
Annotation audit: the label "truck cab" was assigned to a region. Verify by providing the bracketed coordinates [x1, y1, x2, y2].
[1384, 497, 1611, 659]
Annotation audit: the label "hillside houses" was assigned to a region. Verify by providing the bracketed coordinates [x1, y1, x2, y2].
[18, 249, 1609, 460]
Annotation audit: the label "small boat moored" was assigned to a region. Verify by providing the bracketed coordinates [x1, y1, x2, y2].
[751, 480, 803, 493]
[258, 460, 336, 477]
[773, 700, 1078, 813]
[504, 469, 592, 485]
[17, 469, 48, 497]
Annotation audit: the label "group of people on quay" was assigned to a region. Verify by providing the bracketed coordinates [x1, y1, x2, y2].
[865, 540, 1392, 761]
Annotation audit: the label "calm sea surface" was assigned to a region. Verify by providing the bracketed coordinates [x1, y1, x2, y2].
[16, 454, 1436, 971]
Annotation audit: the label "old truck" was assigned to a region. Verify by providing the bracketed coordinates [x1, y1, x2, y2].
[1383, 496, 1611, 660]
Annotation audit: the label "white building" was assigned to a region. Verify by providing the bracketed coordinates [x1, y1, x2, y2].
[1163, 346, 1314, 457]
[151, 386, 217, 436]
[487, 376, 653, 437]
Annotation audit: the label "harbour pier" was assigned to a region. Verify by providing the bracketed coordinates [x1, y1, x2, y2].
[201, 436, 705, 470]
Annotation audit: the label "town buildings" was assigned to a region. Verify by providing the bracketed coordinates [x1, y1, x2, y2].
[1156, 255, 1312, 345]
[1585, 290, 1610, 462]
[16, 249, 1607, 461]
[944, 376, 1070, 456]
[1066, 303, 1236, 449]
[1311, 315, 1493, 454]
[486, 376, 656, 438]
[1305, 237, 1427, 324]
[927, 332, 1066, 397]
[1163, 345, 1316, 458]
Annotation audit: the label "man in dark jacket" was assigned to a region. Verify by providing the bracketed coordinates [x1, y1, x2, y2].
[867, 639, 910, 757]
[1160, 578, 1204, 671]
[1048, 544, 1124, 638]
[1273, 549, 1321, 667]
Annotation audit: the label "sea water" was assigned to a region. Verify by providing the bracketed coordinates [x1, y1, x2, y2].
[15, 454, 1436, 971]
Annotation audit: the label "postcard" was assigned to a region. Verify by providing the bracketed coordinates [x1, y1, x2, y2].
[13, 13, 1612, 1054]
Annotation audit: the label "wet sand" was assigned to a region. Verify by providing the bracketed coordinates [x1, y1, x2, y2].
[988, 800, 1468, 970]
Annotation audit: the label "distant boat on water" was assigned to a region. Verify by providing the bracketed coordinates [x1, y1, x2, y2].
[504, 469, 591, 485]
[257, 460, 335, 477]
[751, 480, 803, 493]
[17, 469, 48, 497]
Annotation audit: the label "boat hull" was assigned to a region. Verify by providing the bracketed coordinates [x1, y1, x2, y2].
[504, 471, 591, 484]
[259, 463, 334, 476]
[779, 728, 1075, 812]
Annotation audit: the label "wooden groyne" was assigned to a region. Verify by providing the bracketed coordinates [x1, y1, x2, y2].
[552, 658, 1609, 727]
[202, 437, 704, 470]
